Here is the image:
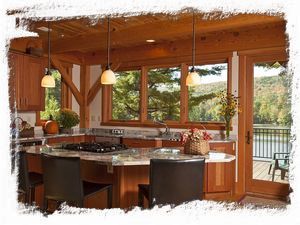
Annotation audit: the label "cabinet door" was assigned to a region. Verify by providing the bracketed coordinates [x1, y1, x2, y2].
[206, 142, 235, 193]
[8, 52, 23, 110]
[22, 56, 45, 111]
[162, 140, 182, 148]
[122, 138, 162, 148]
[47, 136, 74, 144]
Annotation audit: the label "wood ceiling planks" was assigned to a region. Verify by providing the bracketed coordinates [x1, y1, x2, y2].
[26, 13, 284, 55]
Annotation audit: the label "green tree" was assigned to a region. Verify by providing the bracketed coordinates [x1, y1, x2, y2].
[40, 70, 61, 120]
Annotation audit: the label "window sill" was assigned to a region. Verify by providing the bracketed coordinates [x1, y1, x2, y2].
[101, 121, 226, 130]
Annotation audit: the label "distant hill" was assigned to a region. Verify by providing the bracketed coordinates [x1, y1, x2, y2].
[189, 75, 291, 126]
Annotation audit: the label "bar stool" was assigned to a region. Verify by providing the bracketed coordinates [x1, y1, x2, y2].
[41, 154, 113, 211]
[138, 158, 205, 208]
[17, 151, 43, 204]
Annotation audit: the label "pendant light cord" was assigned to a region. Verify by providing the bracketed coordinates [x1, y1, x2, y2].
[107, 17, 110, 69]
[48, 22, 51, 75]
[191, 11, 196, 72]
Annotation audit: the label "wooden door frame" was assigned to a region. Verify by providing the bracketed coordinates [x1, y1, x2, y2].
[241, 49, 289, 197]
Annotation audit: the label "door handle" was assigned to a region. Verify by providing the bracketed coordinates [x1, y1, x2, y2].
[246, 131, 252, 144]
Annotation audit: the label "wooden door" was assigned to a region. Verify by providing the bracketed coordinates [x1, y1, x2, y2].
[245, 51, 290, 197]
[22, 55, 45, 111]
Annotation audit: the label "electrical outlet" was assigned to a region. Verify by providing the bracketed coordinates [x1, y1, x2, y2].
[112, 129, 124, 135]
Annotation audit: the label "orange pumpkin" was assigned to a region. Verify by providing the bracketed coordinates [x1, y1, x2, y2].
[44, 120, 59, 134]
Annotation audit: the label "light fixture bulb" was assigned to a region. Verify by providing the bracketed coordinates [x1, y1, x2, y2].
[101, 69, 116, 84]
[41, 72, 55, 88]
[146, 39, 155, 43]
[186, 71, 201, 86]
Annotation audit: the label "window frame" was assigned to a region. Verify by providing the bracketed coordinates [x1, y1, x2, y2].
[186, 61, 230, 124]
[111, 68, 142, 122]
[36, 62, 73, 126]
[101, 53, 232, 130]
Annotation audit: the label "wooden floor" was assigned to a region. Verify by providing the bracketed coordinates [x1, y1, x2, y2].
[253, 160, 289, 184]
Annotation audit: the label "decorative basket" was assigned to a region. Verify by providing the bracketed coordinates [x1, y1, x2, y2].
[183, 124, 211, 155]
[185, 139, 210, 155]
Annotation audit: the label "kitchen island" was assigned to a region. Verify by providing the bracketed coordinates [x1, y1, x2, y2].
[19, 144, 235, 209]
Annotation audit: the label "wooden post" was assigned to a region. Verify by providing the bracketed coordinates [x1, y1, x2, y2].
[51, 56, 83, 106]
[80, 65, 90, 128]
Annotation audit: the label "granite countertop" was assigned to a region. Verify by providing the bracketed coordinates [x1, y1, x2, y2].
[12, 131, 236, 143]
[12, 132, 87, 142]
[21, 145, 235, 166]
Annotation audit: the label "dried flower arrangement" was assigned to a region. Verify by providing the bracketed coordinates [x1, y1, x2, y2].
[181, 128, 213, 155]
[181, 128, 213, 144]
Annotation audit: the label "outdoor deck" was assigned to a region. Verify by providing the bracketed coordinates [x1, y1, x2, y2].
[253, 160, 289, 184]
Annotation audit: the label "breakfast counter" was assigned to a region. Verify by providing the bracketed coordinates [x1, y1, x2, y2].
[19, 143, 236, 209]
[22, 145, 235, 166]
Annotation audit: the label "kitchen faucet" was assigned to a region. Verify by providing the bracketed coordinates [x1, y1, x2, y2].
[153, 119, 171, 136]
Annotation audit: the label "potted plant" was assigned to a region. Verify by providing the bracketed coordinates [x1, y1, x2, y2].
[217, 91, 240, 140]
[56, 108, 80, 134]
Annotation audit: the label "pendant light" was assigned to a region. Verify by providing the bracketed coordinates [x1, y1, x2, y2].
[186, 11, 201, 86]
[101, 17, 116, 85]
[41, 22, 55, 88]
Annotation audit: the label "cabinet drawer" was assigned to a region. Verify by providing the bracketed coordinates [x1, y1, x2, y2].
[162, 140, 182, 148]
[122, 138, 162, 148]
[47, 136, 74, 144]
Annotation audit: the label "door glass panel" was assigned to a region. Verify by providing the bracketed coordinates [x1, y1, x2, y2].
[252, 61, 291, 184]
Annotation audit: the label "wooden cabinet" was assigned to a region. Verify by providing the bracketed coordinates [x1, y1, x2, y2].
[122, 138, 162, 148]
[8, 52, 46, 111]
[205, 142, 235, 194]
[47, 135, 93, 144]
[162, 140, 182, 148]
[162, 140, 235, 196]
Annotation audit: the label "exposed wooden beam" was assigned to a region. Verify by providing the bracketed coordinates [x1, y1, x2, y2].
[48, 14, 283, 54]
[52, 52, 85, 65]
[51, 56, 83, 106]
[83, 22, 286, 67]
[80, 65, 90, 128]
[87, 63, 121, 105]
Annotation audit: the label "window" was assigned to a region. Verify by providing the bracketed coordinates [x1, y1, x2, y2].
[188, 63, 227, 122]
[112, 70, 141, 120]
[40, 70, 62, 120]
[102, 56, 230, 129]
[147, 67, 181, 121]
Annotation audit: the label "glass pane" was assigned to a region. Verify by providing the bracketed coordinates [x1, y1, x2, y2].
[147, 67, 181, 121]
[112, 70, 140, 120]
[40, 70, 61, 120]
[188, 63, 227, 122]
[252, 61, 291, 184]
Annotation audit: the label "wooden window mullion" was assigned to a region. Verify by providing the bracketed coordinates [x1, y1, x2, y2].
[180, 63, 188, 124]
[140, 66, 147, 123]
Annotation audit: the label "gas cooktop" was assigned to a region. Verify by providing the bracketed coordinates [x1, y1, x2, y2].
[60, 142, 128, 154]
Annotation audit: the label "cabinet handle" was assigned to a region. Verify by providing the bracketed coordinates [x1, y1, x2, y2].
[24, 97, 27, 106]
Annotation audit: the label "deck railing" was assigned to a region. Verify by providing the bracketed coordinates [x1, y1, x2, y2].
[253, 127, 291, 160]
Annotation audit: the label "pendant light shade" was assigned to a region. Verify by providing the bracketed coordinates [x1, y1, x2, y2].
[101, 68, 116, 84]
[186, 68, 201, 86]
[101, 17, 116, 85]
[186, 11, 201, 86]
[41, 22, 55, 88]
[41, 73, 55, 87]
